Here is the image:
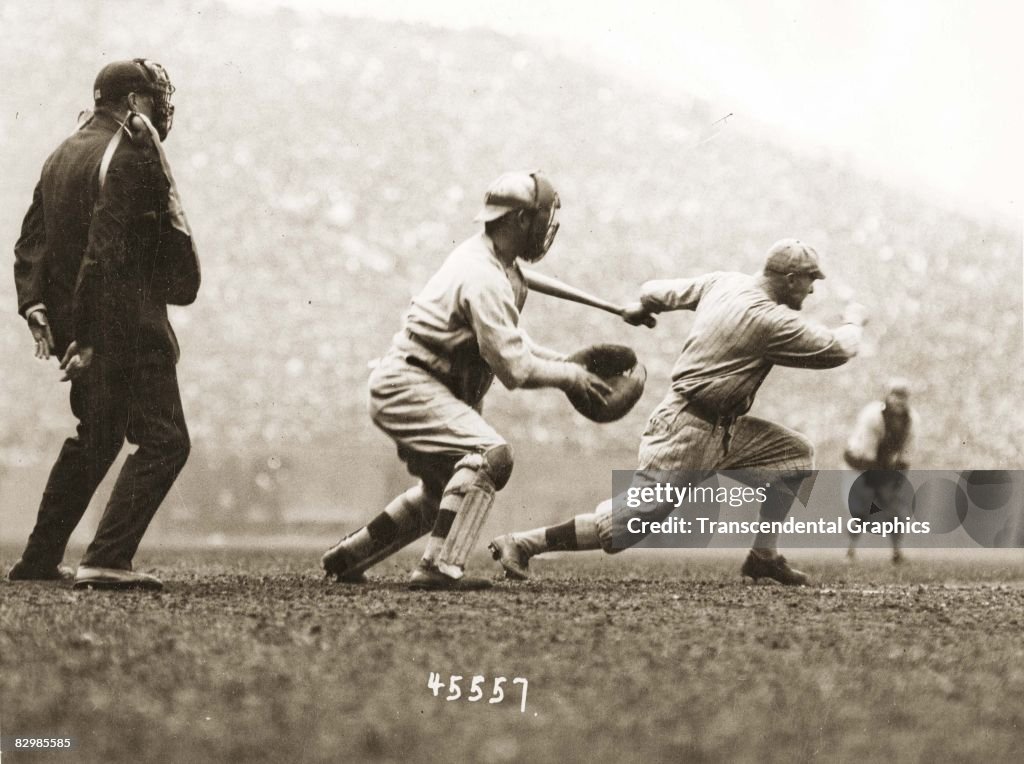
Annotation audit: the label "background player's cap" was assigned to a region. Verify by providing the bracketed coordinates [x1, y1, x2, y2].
[93, 60, 154, 104]
[885, 377, 911, 396]
[474, 171, 538, 222]
[764, 239, 826, 279]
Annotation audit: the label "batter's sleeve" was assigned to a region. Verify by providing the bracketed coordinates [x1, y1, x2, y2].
[639, 273, 715, 313]
[762, 308, 861, 369]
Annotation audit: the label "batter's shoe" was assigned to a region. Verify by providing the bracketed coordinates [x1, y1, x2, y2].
[408, 561, 492, 591]
[73, 566, 164, 591]
[740, 551, 809, 586]
[488, 535, 531, 580]
[7, 559, 75, 582]
[321, 542, 368, 583]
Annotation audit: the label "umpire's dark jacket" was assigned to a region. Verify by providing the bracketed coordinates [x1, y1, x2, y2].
[14, 110, 200, 364]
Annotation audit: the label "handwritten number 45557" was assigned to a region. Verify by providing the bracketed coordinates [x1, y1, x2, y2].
[428, 672, 528, 713]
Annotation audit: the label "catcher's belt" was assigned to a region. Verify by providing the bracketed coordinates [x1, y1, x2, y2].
[401, 330, 491, 405]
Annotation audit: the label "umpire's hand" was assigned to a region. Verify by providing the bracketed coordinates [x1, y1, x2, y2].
[59, 341, 94, 381]
[27, 309, 55, 359]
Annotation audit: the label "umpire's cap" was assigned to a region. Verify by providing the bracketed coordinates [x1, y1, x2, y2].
[93, 60, 158, 104]
[764, 239, 826, 279]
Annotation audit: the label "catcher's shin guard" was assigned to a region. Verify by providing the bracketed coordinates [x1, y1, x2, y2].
[322, 487, 437, 580]
[434, 446, 512, 579]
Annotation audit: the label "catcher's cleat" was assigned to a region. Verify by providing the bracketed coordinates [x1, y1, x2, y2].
[740, 551, 809, 586]
[7, 559, 75, 582]
[408, 561, 492, 591]
[488, 535, 530, 580]
[320, 542, 367, 583]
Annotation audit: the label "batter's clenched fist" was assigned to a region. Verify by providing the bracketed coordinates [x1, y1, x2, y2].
[620, 301, 656, 328]
[843, 301, 869, 327]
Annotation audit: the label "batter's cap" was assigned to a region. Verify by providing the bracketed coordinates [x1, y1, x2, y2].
[764, 238, 826, 279]
[93, 60, 156, 104]
[473, 171, 540, 222]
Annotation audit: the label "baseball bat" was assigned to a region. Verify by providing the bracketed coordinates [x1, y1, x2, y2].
[522, 268, 656, 328]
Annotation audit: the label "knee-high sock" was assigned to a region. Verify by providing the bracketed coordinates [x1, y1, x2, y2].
[510, 512, 603, 556]
[339, 486, 437, 573]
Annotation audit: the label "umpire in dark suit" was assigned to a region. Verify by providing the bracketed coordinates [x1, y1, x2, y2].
[10, 59, 200, 590]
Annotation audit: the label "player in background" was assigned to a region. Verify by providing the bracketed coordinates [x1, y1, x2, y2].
[321, 171, 613, 590]
[844, 379, 916, 563]
[490, 239, 868, 586]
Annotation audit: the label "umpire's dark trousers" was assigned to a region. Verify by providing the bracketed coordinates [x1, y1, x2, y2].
[21, 356, 190, 570]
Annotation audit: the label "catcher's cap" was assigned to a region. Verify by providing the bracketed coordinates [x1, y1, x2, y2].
[93, 60, 159, 103]
[764, 239, 826, 279]
[474, 171, 544, 222]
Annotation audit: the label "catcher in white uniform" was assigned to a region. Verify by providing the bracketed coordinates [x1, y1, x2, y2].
[321, 171, 634, 590]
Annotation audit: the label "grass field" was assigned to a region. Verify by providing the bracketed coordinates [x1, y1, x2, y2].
[2, 545, 1023, 763]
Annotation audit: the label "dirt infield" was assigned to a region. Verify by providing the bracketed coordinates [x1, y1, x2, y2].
[2, 546, 1023, 763]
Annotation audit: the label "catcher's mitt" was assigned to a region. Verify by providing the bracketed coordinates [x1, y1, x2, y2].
[566, 344, 646, 423]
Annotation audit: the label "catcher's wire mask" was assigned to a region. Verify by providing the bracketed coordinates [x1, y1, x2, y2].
[522, 171, 560, 263]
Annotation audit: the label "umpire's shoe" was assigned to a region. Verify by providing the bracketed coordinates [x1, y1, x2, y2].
[488, 535, 531, 580]
[7, 559, 75, 582]
[740, 550, 809, 586]
[73, 566, 164, 591]
[321, 542, 367, 584]
[408, 561, 492, 591]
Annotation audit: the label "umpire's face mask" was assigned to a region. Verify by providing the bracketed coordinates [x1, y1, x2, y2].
[134, 58, 175, 140]
[521, 173, 561, 263]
